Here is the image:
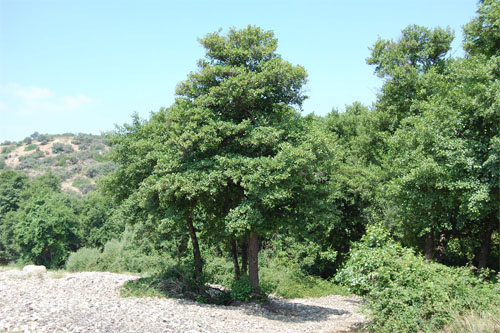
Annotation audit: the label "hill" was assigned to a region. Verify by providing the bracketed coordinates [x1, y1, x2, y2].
[0, 133, 115, 195]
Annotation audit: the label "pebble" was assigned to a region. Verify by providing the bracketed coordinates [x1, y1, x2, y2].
[0, 270, 367, 332]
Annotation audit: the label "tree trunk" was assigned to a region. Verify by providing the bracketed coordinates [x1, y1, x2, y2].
[424, 231, 434, 261]
[477, 225, 494, 269]
[186, 216, 203, 279]
[230, 238, 240, 280]
[248, 231, 259, 290]
[241, 236, 248, 274]
[435, 230, 451, 263]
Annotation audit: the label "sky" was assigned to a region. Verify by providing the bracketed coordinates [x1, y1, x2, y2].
[0, 0, 479, 143]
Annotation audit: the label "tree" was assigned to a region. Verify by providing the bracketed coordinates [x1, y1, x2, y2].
[0, 170, 28, 263]
[14, 190, 81, 268]
[108, 26, 335, 290]
[463, 0, 500, 58]
[367, 25, 454, 131]
[382, 2, 499, 267]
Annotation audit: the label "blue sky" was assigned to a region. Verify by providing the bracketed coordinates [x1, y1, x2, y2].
[0, 0, 478, 142]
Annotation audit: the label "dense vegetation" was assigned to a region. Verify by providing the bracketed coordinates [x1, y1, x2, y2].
[0, 1, 498, 332]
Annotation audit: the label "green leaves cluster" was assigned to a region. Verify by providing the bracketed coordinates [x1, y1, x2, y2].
[337, 226, 500, 333]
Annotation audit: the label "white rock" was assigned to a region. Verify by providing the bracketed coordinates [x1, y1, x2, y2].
[22, 265, 47, 275]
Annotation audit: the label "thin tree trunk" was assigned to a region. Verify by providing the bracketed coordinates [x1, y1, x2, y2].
[241, 236, 248, 274]
[424, 231, 434, 261]
[230, 238, 240, 280]
[435, 230, 451, 263]
[477, 225, 494, 269]
[248, 231, 259, 290]
[186, 216, 203, 279]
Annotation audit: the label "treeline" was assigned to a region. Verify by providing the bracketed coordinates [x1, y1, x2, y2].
[0, 1, 498, 332]
[0, 171, 121, 267]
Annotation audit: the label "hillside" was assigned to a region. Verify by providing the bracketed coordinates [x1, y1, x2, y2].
[0, 133, 115, 195]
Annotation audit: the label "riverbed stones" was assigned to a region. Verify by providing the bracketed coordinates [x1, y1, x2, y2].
[0, 270, 367, 332]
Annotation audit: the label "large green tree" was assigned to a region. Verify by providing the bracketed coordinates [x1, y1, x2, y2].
[381, 1, 499, 268]
[108, 26, 335, 289]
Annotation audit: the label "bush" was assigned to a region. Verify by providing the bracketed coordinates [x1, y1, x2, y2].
[72, 177, 96, 194]
[14, 192, 80, 268]
[259, 254, 348, 298]
[71, 133, 100, 150]
[16, 156, 39, 170]
[1, 146, 15, 154]
[229, 275, 254, 302]
[52, 142, 74, 154]
[24, 144, 38, 151]
[336, 225, 500, 333]
[65, 230, 169, 274]
[37, 134, 53, 145]
[66, 248, 101, 272]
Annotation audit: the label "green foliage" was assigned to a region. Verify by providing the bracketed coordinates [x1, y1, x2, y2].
[52, 142, 74, 154]
[337, 226, 500, 332]
[14, 191, 81, 268]
[257, 251, 350, 298]
[229, 275, 254, 302]
[85, 162, 116, 178]
[79, 191, 122, 248]
[120, 277, 167, 298]
[16, 156, 40, 170]
[71, 133, 101, 150]
[120, 261, 210, 300]
[24, 143, 38, 151]
[37, 134, 53, 145]
[65, 247, 101, 272]
[65, 230, 170, 274]
[71, 177, 95, 194]
[106, 26, 335, 290]
[463, 0, 500, 57]
[202, 255, 234, 287]
[1, 146, 15, 154]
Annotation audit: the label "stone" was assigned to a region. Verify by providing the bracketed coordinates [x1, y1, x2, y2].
[22, 265, 47, 275]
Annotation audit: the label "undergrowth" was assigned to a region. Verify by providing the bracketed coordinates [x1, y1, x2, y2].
[336, 225, 500, 333]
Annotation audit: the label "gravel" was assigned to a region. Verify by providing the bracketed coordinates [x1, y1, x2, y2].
[0, 269, 367, 332]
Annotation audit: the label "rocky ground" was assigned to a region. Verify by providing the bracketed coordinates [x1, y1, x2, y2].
[0, 269, 368, 333]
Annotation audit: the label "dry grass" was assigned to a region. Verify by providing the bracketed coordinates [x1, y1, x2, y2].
[444, 310, 500, 333]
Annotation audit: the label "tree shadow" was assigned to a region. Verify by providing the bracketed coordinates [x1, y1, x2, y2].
[240, 298, 352, 323]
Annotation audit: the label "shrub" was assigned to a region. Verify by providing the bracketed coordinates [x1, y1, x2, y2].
[52, 142, 74, 153]
[0, 160, 5, 170]
[1, 146, 15, 154]
[336, 225, 500, 333]
[203, 255, 234, 287]
[14, 192, 80, 268]
[37, 134, 52, 145]
[24, 144, 38, 151]
[72, 177, 95, 194]
[65, 230, 169, 274]
[260, 254, 349, 298]
[66, 248, 101, 272]
[229, 275, 254, 302]
[16, 156, 39, 170]
[71, 133, 100, 150]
